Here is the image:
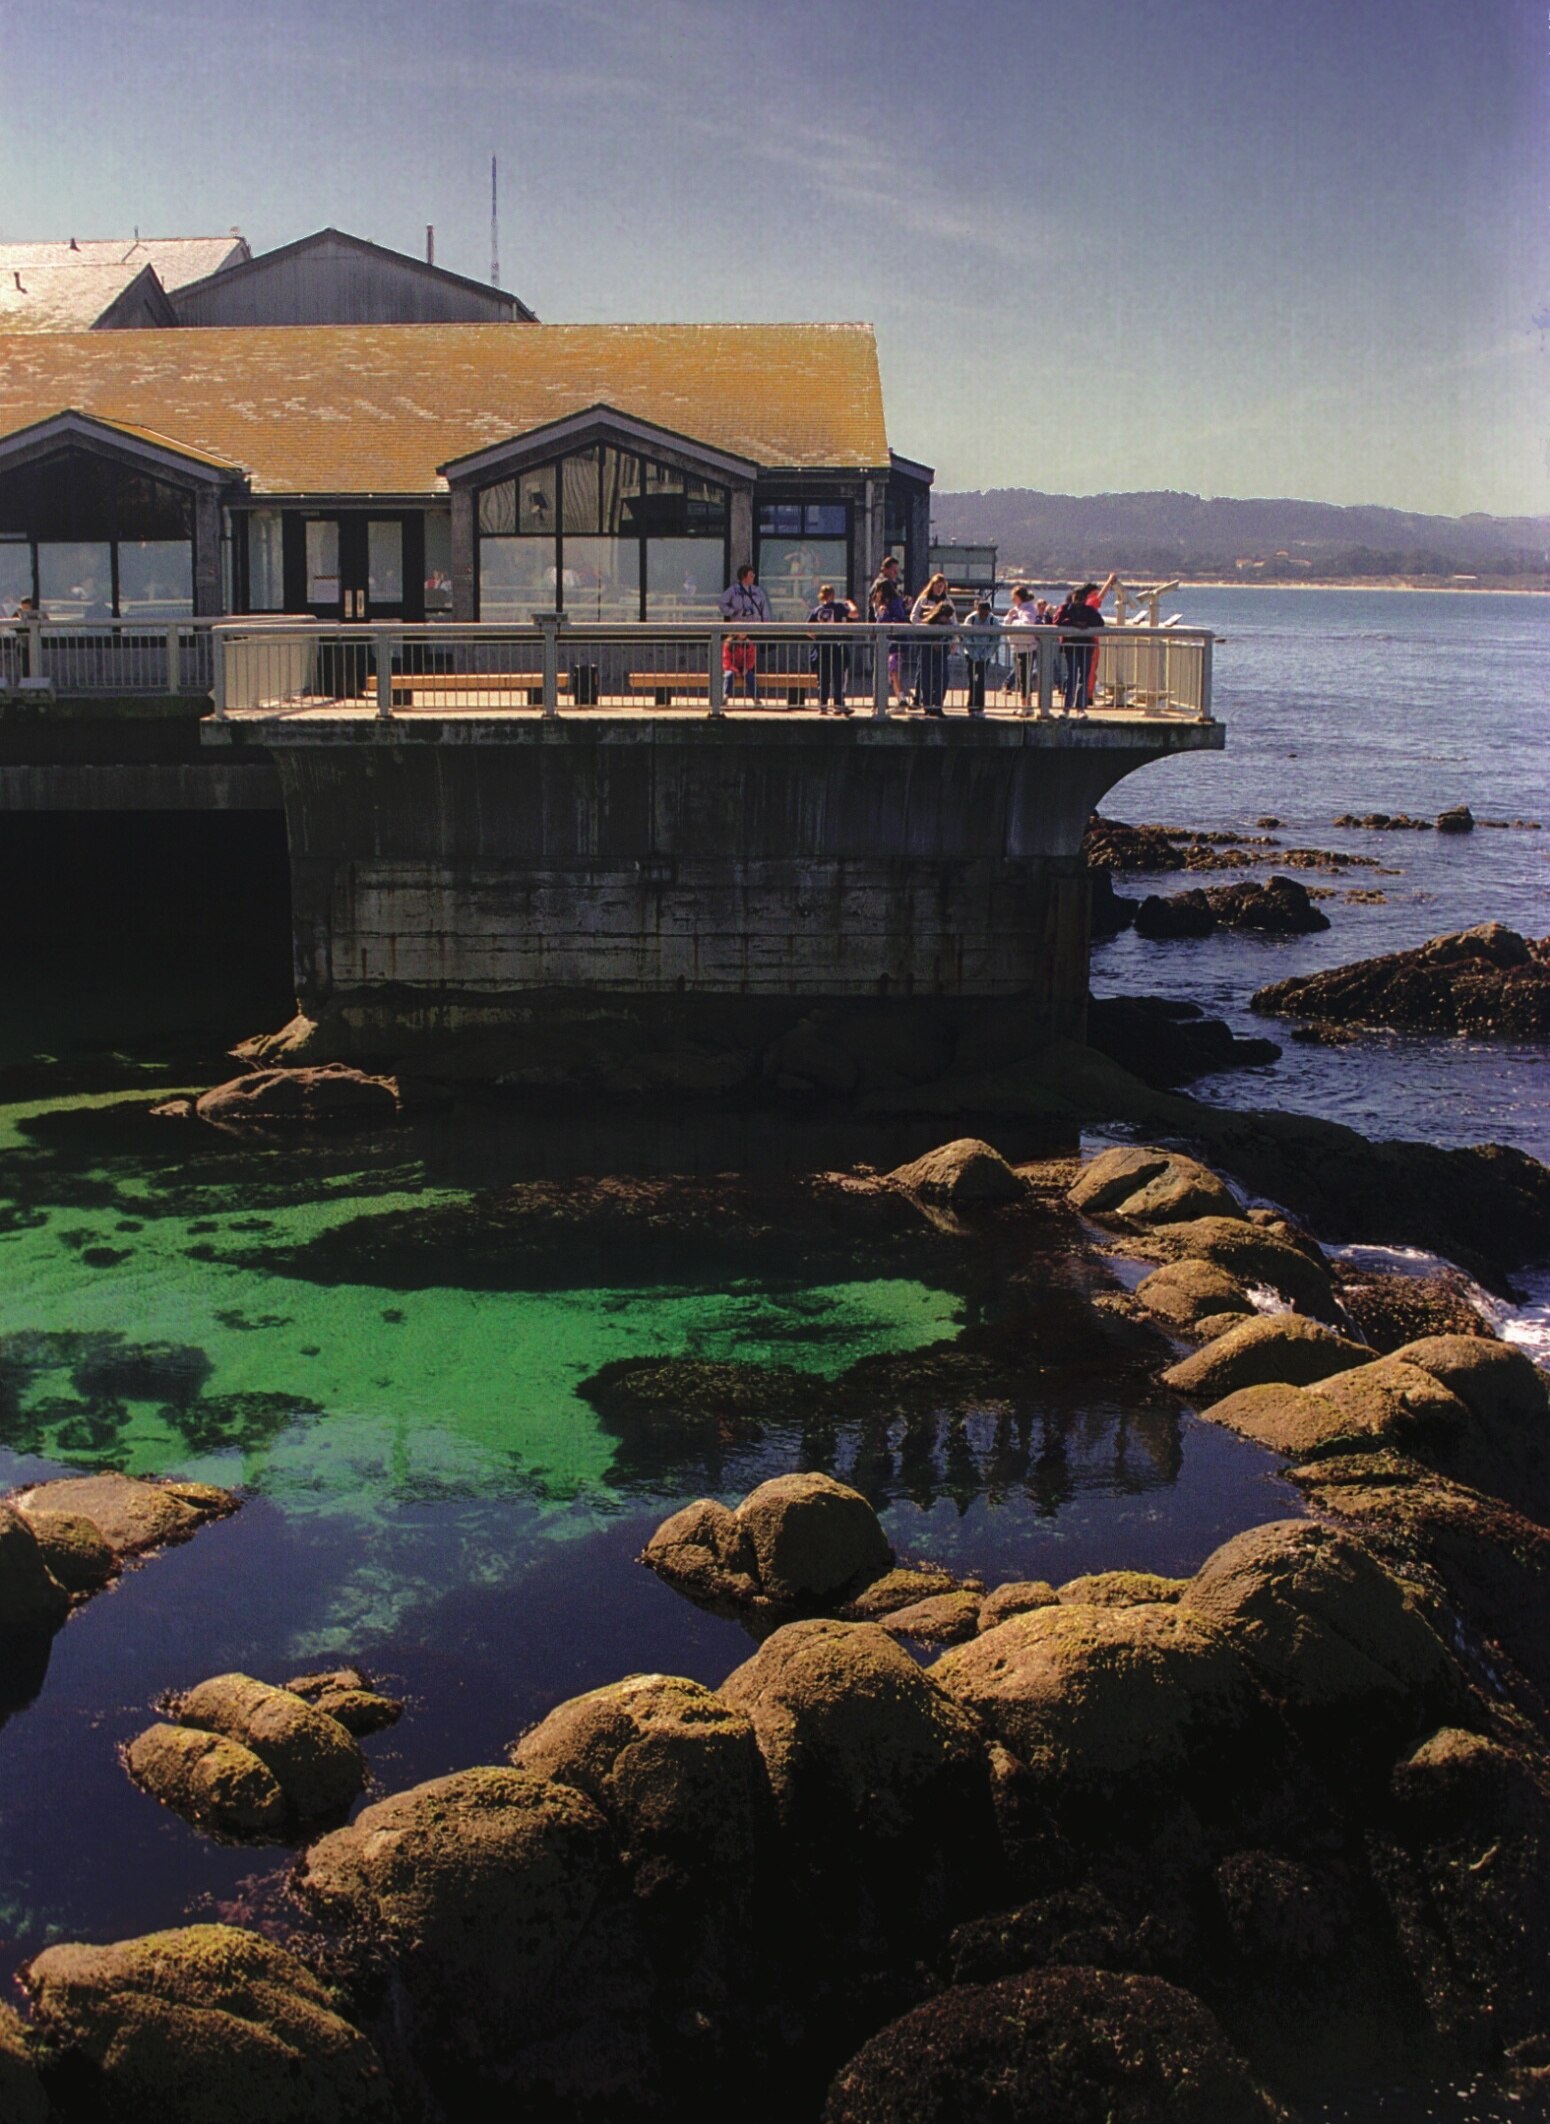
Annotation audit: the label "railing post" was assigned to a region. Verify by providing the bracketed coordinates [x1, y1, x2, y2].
[165, 624, 181, 695]
[872, 626, 890, 718]
[374, 628, 396, 719]
[533, 611, 562, 717]
[1035, 629, 1055, 719]
[25, 619, 43, 686]
[707, 629, 725, 716]
[211, 626, 228, 719]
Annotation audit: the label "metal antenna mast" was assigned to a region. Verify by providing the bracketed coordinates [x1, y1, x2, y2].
[490, 155, 500, 288]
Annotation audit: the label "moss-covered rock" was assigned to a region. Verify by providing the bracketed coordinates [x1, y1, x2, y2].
[933, 1602, 1254, 1791]
[720, 1619, 988, 1845]
[125, 1724, 287, 1840]
[23, 1924, 393, 2123]
[173, 1675, 364, 1820]
[823, 1965, 1286, 2123]
[1197, 1381, 1359, 1459]
[841, 1565, 962, 1620]
[1163, 1314, 1371, 1399]
[0, 2001, 47, 2124]
[1069, 1146, 1241, 1225]
[879, 1590, 982, 1643]
[510, 1673, 773, 1877]
[281, 1667, 403, 1736]
[1135, 1257, 1253, 1331]
[23, 1508, 116, 1594]
[1123, 1215, 1337, 1320]
[1196, 1310, 1258, 1343]
[15, 1471, 235, 1556]
[976, 1580, 1059, 1631]
[643, 1474, 894, 1621]
[1056, 1570, 1186, 1606]
[1199, 1357, 1472, 1467]
[1180, 1520, 1457, 1721]
[0, 1504, 70, 1645]
[887, 1138, 1026, 1206]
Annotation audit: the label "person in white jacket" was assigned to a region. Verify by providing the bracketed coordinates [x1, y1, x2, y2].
[719, 565, 773, 703]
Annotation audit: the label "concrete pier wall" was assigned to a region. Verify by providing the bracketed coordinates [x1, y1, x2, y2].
[206, 713, 1222, 1047]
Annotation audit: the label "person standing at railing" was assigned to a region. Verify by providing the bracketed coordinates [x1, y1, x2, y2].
[962, 597, 998, 716]
[808, 583, 858, 715]
[1055, 572, 1118, 712]
[1002, 583, 1041, 709]
[719, 564, 773, 704]
[871, 577, 910, 706]
[910, 573, 956, 719]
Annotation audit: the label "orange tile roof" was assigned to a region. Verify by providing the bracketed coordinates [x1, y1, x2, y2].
[0, 323, 890, 493]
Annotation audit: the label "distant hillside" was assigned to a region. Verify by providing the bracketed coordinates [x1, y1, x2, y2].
[930, 490, 1550, 583]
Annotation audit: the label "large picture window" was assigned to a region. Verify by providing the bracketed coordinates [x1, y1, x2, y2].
[757, 500, 851, 619]
[476, 443, 729, 621]
[0, 449, 196, 619]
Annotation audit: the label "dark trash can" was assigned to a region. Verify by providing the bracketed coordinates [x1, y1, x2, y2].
[569, 663, 601, 707]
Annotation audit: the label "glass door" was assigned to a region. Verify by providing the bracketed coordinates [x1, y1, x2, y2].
[303, 517, 411, 619]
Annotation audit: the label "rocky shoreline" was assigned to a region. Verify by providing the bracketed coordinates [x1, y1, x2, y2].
[2, 1120, 1548, 2120]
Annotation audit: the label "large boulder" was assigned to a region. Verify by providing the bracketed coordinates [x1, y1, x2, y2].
[173, 1674, 364, 1819]
[823, 1966, 1286, 2123]
[1252, 924, 1550, 1040]
[1206, 875, 1330, 933]
[976, 1580, 1059, 1632]
[1124, 1215, 1337, 1319]
[1197, 1380, 1382, 1461]
[1134, 888, 1218, 938]
[1393, 1333, 1550, 1432]
[643, 1474, 894, 1620]
[22, 1508, 116, 1593]
[1056, 1571, 1185, 1607]
[933, 1602, 1254, 1793]
[125, 1725, 287, 1840]
[1180, 1520, 1457, 1724]
[1162, 1315, 1371, 1399]
[298, 1767, 642, 2098]
[22, 1924, 393, 2123]
[1068, 1145, 1240, 1225]
[192, 1064, 399, 1127]
[886, 1138, 1025, 1206]
[510, 1673, 773, 1877]
[0, 2002, 47, 2124]
[1135, 1258, 1254, 1332]
[282, 1667, 403, 1737]
[720, 1619, 988, 1845]
[14, 1472, 235, 1556]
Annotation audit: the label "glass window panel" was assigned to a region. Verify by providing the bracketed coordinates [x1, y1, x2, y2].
[803, 504, 848, 537]
[423, 513, 453, 613]
[602, 451, 642, 534]
[478, 479, 517, 535]
[38, 542, 113, 619]
[560, 449, 601, 535]
[757, 537, 847, 621]
[0, 540, 31, 613]
[645, 540, 722, 620]
[368, 521, 404, 605]
[518, 467, 555, 534]
[561, 536, 639, 622]
[685, 479, 727, 535]
[305, 520, 340, 605]
[758, 504, 802, 536]
[117, 540, 192, 618]
[479, 535, 555, 620]
[246, 509, 284, 610]
[116, 472, 192, 541]
[0, 467, 35, 538]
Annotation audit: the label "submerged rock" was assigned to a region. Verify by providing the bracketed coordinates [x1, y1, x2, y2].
[1253, 923, 1550, 1039]
[1084, 997, 1281, 1089]
[23, 1924, 394, 2124]
[824, 1965, 1286, 2123]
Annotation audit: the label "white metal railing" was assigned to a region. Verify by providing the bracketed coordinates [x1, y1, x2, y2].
[0, 618, 218, 697]
[210, 617, 1216, 725]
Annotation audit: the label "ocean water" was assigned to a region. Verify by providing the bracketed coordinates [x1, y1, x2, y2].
[0, 591, 1544, 2119]
[1095, 588, 1550, 1160]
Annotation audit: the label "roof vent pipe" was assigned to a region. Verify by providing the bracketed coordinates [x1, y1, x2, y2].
[426, 225, 435, 265]
[12, 273, 22, 291]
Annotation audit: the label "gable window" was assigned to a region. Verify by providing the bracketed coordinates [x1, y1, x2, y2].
[0, 449, 194, 619]
[476, 444, 729, 621]
[757, 500, 851, 619]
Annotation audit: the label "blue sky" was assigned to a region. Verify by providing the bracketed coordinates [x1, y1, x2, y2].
[2, 0, 1545, 515]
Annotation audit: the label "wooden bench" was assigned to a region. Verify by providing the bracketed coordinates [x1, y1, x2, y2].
[627, 669, 819, 707]
[390, 671, 551, 707]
